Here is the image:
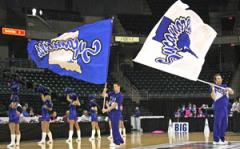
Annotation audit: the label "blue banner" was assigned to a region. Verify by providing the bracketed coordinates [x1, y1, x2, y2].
[28, 19, 113, 84]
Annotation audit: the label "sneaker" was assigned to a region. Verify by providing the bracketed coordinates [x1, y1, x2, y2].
[47, 140, 53, 145]
[66, 139, 72, 143]
[109, 143, 120, 148]
[76, 138, 81, 142]
[213, 141, 219, 145]
[97, 136, 101, 140]
[38, 141, 46, 144]
[107, 136, 113, 140]
[89, 137, 95, 141]
[15, 142, 20, 146]
[7, 143, 15, 148]
[219, 140, 228, 145]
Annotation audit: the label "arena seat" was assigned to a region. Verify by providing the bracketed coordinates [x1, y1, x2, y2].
[122, 64, 233, 96]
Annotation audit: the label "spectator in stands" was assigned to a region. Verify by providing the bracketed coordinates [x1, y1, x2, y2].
[188, 103, 192, 110]
[197, 107, 205, 118]
[22, 106, 29, 117]
[134, 106, 141, 117]
[63, 111, 70, 123]
[29, 107, 35, 117]
[80, 110, 90, 122]
[184, 106, 192, 118]
[192, 104, 197, 117]
[232, 97, 240, 132]
[201, 104, 209, 117]
[180, 104, 186, 117]
[23, 103, 29, 111]
[50, 111, 58, 122]
[231, 98, 239, 112]
[174, 107, 181, 118]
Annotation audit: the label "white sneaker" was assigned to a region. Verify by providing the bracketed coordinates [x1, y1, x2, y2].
[109, 143, 120, 148]
[219, 140, 228, 145]
[76, 138, 81, 142]
[89, 137, 95, 141]
[213, 141, 219, 145]
[38, 141, 46, 144]
[15, 142, 20, 146]
[97, 136, 101, 140]
[47, 140, 53, 145]
[107, 136, 112, 140]
[7, 142, 15, 148]
[66, 139, 72, 143]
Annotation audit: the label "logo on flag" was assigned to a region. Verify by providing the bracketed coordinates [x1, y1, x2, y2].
[28, 19, 113, 84]
[133, 0, 217, 81]
[153, 16, 198, 64]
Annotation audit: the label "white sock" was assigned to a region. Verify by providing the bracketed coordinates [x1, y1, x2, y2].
[119, 128, 123, 135]
[47, 132, 53, 141]
[16, 134, 21, 144]
[68, 130, 73, 140]
[110, 129, 113, 137]
[77, 130, 81, 139]
[123, 128, 126, 136]
[10, 134, 16, 144]
[97, 130, 101, 138]
[41, 132, 46, 142]
[91, 129, 96, 138]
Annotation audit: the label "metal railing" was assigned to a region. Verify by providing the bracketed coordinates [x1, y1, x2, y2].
[112, 70, 143, 103]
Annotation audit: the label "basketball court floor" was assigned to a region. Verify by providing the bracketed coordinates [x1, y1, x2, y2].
[1, 132, 240, 149]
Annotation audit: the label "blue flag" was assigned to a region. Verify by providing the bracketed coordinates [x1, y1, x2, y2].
[28, 19, 113, 84]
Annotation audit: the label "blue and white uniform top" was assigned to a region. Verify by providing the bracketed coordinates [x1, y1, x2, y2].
[209, 84, 229, 109]
[108, 91, 123, 113]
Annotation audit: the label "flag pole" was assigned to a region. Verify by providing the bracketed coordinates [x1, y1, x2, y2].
[197, 79, 225, 90]
[102, 83, 107, 109]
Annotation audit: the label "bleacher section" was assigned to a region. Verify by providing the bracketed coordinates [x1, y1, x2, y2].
[0, 69, 136, 117]
[122, 64, 233, 96]
[1, 69, 116, 97]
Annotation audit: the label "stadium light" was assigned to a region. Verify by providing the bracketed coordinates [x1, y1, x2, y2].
[39, 10, 43, 16]
[32, 8, 37, 16]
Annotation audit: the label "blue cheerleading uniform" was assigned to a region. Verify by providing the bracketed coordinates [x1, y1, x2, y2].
[68, 93, 78, 121]
[90, 102, 98, 122]
[69, 102, 78, 121]
[8, 95, 20, 123]
[41, 99, 53, 122]
[108, 91, 124, 145]
[9, 106, 19, 123]
[209, 84, 229, 142]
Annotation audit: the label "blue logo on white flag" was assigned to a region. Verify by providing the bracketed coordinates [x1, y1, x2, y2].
[153, 16, 198, 64]
[28, 19, 113, 84]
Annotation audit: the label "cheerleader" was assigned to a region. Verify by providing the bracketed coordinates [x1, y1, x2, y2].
[89, 95, 101, 140]
[7, 95, 21, 148]
[66, 91, 81, 142]
[38, 91, 53, 145]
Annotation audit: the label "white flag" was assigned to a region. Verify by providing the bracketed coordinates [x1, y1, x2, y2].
[133, 0, 217, 81]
